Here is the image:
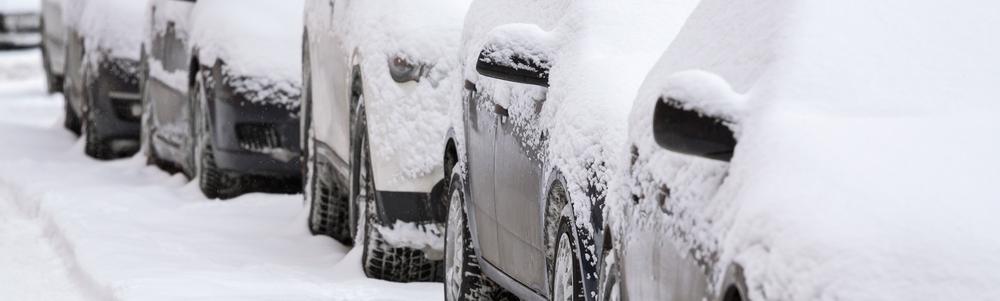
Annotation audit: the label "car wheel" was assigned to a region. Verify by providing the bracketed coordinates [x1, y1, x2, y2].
[81, 75, 113, 160]
[356, 102, 442, 282]
[192, 73, 244, 200]
[444, 173, 498, 300]
[553, 216, 585, 301]
[64, 101, 81, 136]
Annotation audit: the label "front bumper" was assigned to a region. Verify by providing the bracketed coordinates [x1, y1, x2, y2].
[374, 181, 448, 226]
[0, 13, 41, 47]
[91, 58, 142, 141]
[211, 92, 301, 178]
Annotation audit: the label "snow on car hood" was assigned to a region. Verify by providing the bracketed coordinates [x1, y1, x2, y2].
[0, 0, 38, 14]
[331, 0, 471, 183]
[188, 0, 304, 107]
[69, 0, 147, 62]
[624, 0, 1000, 299]
[461, 0, 701, 234]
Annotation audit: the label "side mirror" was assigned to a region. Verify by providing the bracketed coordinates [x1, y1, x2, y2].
[476, 47, 549, 87]
[653, 97, 737, 162]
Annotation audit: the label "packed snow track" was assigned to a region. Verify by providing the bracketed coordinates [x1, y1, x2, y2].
[0, 49, 442, 300]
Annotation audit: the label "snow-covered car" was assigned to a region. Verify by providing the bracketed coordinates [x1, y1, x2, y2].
[301, 0, 469, 282]
[603, 1, 1000, 301]
[62, 0, 145, 159]
[140, 0, 304, 199]
[40, 0, 64, 93]
[441, 0, 700, 299]
[0, 0, 41, 48]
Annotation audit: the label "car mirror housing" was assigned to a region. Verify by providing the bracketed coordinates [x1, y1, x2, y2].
[653, 97, 737, 162]
[476, 45, 550, 87]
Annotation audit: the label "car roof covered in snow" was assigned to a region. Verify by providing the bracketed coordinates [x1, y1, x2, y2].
[626, 0, 1000, 299]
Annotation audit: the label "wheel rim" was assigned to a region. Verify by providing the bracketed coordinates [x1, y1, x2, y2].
[554, 233, 577, 301]
[445, 190, 464, 300]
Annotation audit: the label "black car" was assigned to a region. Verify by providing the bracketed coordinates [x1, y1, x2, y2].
[140, 0, 303, 199]
[62, 0, 143, 159]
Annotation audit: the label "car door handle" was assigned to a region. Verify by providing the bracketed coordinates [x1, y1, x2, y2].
[494, 104, 509, 117]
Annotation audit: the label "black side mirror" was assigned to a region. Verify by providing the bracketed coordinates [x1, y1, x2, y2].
[476, 46, 549, 87]
[653, 97, 736, 162]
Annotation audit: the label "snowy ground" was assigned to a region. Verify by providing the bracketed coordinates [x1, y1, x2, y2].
[0, 49, 442, 300]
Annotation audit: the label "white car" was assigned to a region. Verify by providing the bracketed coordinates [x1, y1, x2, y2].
[605, 0, 1000, 300]
[302, 0, 470, 282]
[61, 0, 146, 159]
[0, 0, 41, 48]
[440, 0, 700, 300]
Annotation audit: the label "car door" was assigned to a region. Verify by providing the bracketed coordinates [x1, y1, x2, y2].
[473, 42, 551, 292]
[492, 80, 547, 292]
[146, 0, 195, 158]
[464, 80, 502, 266]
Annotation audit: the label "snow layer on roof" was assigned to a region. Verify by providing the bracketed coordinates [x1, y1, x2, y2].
[71, 0, 147, 61]
[622, 0, 1000, 299]
[330, 0, 471, 183]
[0, 0, 39, 14]
[460, 0, 701, 240]
[189, 0, 304, 107]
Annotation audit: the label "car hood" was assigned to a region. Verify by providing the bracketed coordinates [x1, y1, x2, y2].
[188, 0, 304, 93]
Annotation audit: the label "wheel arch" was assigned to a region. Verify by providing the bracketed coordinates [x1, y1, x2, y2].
[543, 168, 603, 301]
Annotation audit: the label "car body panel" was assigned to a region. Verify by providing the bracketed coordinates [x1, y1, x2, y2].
[304, 0, 468, 233]
[142, 0, 302, 180]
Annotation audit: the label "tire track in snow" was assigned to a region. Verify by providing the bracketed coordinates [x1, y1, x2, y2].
[0, 181, 104, 301]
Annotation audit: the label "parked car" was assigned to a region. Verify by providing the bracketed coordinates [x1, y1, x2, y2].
[40, 0, 64, 93]
[0, 0, 41, 49]
[140, 0, 304, 199]
[441, 0, 701, 299]
[301, 0, 470, 282]
[62, 0, 145, 159]
[602, 1, 1000, 300]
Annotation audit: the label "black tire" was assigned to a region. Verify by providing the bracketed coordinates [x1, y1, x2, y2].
[444, 174, 501, 300]
[63, 101, 81, 135]
[82, 109, 112, 160]
[356, 103, 442, 283]
[192, 73, 244, 200]
[552, 214, 585, 301]
[81, 76, 113, 160]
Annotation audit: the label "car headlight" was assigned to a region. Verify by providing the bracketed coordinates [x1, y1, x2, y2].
[387, 55, 425, 83]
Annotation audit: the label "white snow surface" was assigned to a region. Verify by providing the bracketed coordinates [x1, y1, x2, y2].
[0, 0, 39, 14]
[617, 0, 1000, 300]
[0, 50, 442, 300]
[327, 0, 470, 185]
[459, 0, 701, 242]
[189, 0, 303, 107]
[71, 0, 147, 61]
